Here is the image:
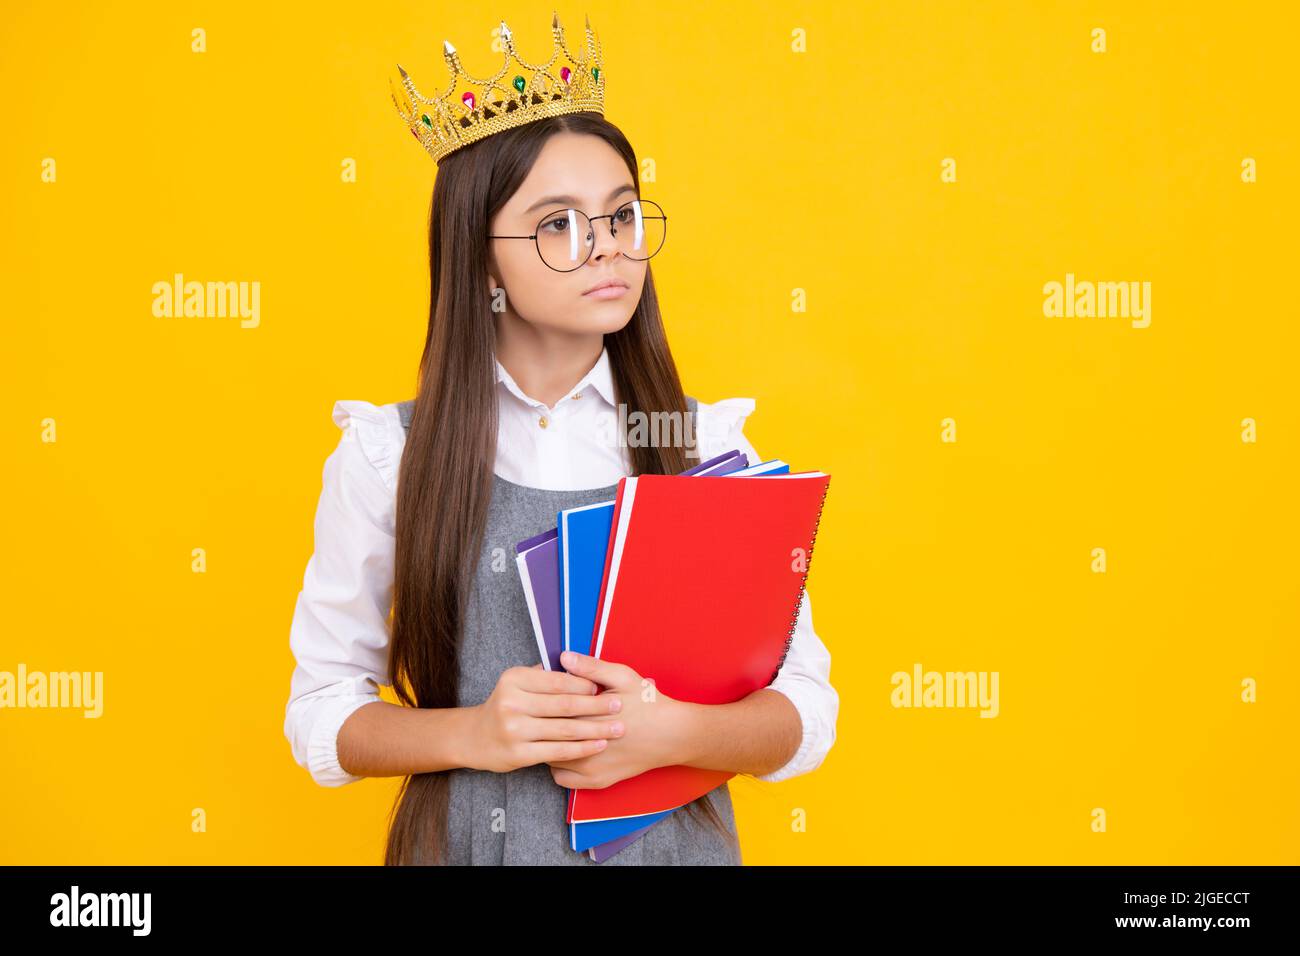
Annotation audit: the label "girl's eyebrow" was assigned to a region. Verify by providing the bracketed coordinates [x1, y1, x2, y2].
[523, 183, 637, 215]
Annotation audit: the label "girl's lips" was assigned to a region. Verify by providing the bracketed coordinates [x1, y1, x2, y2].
[583, 284, 630, 300]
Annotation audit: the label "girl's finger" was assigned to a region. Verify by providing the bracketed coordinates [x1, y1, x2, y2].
[519, 692, 622, 718]
[520, 715, 624, 742]
[523, 738, 608, 765]
[514, 667, 600, 696]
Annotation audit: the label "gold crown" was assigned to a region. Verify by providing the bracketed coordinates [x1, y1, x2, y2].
[390, 11, 605, 165]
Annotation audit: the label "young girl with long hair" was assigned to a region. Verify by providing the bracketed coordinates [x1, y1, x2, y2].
[284, 14, 838, 865]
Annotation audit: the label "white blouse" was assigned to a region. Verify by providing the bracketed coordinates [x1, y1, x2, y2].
[283, 345, 839, 788]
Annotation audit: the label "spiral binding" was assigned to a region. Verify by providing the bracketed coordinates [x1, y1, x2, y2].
[768, 476, 831, 685]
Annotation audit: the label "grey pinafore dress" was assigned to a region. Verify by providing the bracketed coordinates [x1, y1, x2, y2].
[396, 395, 743, 865]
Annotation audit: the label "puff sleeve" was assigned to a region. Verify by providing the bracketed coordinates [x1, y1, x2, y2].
[282, 401, 401, 786]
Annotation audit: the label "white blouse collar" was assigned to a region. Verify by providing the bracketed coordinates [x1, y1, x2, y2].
[494, 344, 617, 410]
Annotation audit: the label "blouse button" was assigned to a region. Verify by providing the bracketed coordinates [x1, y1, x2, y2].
[538, 415, 549, 429]
[572, 392, 582, 400]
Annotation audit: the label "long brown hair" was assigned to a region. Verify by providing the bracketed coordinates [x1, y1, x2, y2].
[384, 111, 730, 865]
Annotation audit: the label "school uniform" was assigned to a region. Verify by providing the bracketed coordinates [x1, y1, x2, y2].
[284, 346, 838, 863]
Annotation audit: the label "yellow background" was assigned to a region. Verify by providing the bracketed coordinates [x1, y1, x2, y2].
[2, 1, 1296, 864]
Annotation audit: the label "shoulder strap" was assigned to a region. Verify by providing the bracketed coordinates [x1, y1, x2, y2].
[397, 398, 415, 432]
[684, 394, 700, 452]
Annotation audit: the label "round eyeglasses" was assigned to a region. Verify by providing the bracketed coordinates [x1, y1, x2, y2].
[489, 199, 667, 272]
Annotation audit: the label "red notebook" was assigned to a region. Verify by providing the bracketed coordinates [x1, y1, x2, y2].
[566, 471, 831, 825]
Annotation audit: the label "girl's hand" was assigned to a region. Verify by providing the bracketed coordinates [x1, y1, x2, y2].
[546, 651, 688, 790]
[463, 663, 627, 773]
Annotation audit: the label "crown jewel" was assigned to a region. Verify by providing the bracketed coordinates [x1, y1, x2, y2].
[391, 11, 605, 165]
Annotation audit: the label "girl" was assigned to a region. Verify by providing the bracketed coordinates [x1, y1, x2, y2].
[284, 19, 838, 865]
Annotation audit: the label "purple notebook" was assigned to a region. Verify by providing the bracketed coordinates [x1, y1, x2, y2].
[516, 528, 564, 672]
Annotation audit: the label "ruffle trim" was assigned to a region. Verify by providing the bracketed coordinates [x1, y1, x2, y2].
[692, 396, 757, 460]
[331, 400, 404, 493]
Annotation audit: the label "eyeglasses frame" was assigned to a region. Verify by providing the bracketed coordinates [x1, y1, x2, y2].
[488, 198, 668, 273]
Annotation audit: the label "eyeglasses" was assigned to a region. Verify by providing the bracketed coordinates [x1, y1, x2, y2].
[489, 199, 667, 272]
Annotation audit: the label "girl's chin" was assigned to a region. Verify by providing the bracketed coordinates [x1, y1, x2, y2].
[536, 313, 635, 336]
